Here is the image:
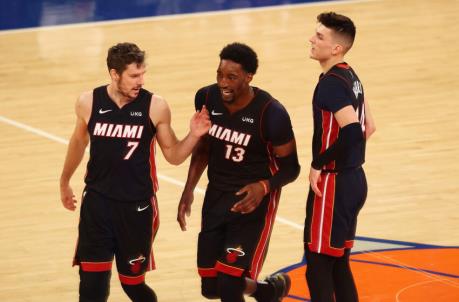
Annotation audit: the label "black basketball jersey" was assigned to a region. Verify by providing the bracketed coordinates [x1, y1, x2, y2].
[311, 63, 366, 171]
[196, 84, 292, 192]
[85, 85, 158, 201]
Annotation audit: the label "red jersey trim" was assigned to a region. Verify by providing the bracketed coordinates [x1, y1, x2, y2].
[308, 173, 346, 257]
[345, 240, 354, 249]
[335, 63, 350, 69]
[147, 195, 159, 271]
[320, 110, 339, 170]
[259, 99, 274, 144]
[249, 189, 280, 279]
[198, 267, 218, 277]
[149, 138, 159, 192]
[80, 261, 113, 272]
[119, 273, 146, 285]
[215, 261, 245, 277]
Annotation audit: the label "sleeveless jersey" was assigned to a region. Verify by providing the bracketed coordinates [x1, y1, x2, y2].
[196, 84, 285, 192]
[85, 85, 158, 201]
[311, 63, 366, 171]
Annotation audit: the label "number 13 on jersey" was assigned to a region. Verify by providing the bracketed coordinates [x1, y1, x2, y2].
[225, 144, 245, 162]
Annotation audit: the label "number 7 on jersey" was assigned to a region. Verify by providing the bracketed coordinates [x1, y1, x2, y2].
[124, 141, 139, 160]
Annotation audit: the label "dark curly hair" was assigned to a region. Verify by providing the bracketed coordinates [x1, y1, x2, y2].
[107, 42, 145, 74]
[318, 12, 356, 48]
[219, 42, 258, 74]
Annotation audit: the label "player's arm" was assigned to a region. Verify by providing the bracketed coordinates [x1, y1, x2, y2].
[308, 77, 364, 196]
[59, 92, 91, 211]
[232, 101, 300, 214]
[177, 88, 210, 230]
[151, 95, 210, 165]
[309, 105, 363, 197]
[364, 100, 376, 139]
[177, 136, 209, 231]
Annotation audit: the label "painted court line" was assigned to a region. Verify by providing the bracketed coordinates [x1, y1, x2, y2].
[0, 114, 304, 229]
[395, 280, 438, 302]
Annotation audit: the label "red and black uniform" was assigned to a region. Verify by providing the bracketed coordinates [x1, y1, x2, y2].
[75, 85, 159, 285]
[195, 84, 294, 279]
[304, 63, 367, 257]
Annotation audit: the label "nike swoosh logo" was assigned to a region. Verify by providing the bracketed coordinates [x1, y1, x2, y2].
[99, 109, 112, 114]
[137, 205, 149, 212]
[211, 110, 223, 116]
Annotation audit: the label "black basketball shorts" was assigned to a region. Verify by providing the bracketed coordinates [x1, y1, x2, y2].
[304, 167, 367, 257]
[197, 186, 281, 280]
[73, 189, 159, 285]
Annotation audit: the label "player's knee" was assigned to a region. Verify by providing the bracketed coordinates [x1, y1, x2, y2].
[121, 282, 157, 302]
[79, 270, 111, 302]
[217, 273, 245, 302]
[201, 277, 219, 299]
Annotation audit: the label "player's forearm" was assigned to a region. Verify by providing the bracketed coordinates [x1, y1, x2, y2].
[364, 101, 376, 139]
[182, 139, 209, 192]
[184, 157, 208, 193]
[267, 151, 301, 191]
[60, 136, 88, 185]
[163, 132, 201, 165]
[184, 140, 209, 188]
[311, 122, 363, 170]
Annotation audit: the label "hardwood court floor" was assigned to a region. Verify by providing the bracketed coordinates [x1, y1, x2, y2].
[0, 0, 458, 301]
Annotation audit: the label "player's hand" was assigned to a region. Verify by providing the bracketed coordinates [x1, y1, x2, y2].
[309, 166, 322, 197]
[190, 105, 211, 138]
[60, 183, 77, 211]
[231, 182, 266, 214]
[177, 190, 194, 231]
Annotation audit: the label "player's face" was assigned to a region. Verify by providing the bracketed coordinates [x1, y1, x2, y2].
[309, 23, 336, 62]
[216, 59, 253, 104]
[115, 63, 146, 100]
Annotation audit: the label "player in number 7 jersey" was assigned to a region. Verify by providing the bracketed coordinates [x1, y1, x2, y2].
[59, 42, 210, 302]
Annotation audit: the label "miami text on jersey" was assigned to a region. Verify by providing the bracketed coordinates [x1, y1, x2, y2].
[93, 122, 144, 139]
[208, 124, 251, 147]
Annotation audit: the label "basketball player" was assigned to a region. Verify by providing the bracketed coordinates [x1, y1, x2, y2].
[59, 42, 210, 302]
[304, 12, 376, 302]
[177, 42, 300, 302]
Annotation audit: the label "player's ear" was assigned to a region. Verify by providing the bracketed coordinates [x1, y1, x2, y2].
[109, 68, 120, 81]
[331, 43, 344, 56]
[245, 73, 254, 84]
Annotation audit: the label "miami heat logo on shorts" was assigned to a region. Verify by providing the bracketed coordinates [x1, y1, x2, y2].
[128, 254, 146, 274]
[225, 247, 245, 263]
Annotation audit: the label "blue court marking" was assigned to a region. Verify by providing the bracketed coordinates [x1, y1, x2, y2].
[355, 235, 441, 248]
[286, 294, 311, 301]
[278, 241, 459, 301]
[0, 0, 333, 31]
[276, 236, 459, 276]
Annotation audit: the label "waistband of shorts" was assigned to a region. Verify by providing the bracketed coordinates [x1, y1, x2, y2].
[83, 187, 156, 203]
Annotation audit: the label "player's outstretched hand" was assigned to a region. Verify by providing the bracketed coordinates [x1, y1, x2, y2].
[309, 166, 322, 197]
[190, 105, 211, 138]
[60, 183, 77, 211]
[231, 182, 266, 214]
[177, 190, 194, 231]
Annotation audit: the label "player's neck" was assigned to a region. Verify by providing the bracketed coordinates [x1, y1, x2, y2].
[320, 56, 345, 73]
[107, 84, 133, 108]
[225, 86, 254, 114]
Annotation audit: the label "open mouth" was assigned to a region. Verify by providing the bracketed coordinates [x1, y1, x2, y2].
[220, 89, 233, 97]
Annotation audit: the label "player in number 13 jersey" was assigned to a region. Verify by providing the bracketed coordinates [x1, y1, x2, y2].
[178, 42, 300, 302]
